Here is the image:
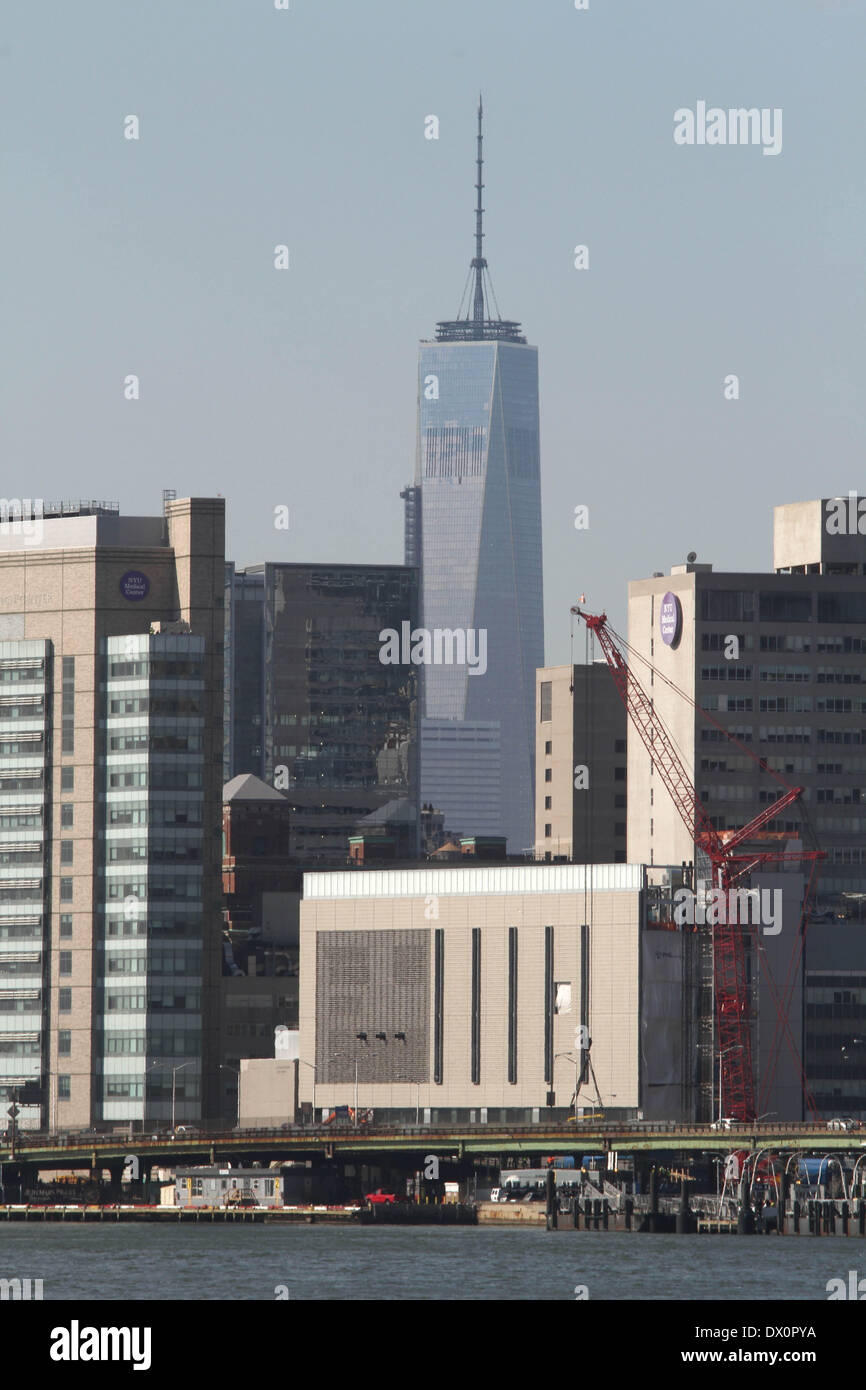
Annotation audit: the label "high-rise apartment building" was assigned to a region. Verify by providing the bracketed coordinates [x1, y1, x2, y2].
[535, 664, 627, 863]
[0, 497, 224, 1130]
[409, 100, 543, 852]
[224, 562, 419, 863]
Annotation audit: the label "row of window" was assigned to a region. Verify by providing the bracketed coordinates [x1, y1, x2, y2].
[700, 591, 866, 623]
[104, 917, 202, 939]
[0, 699, 44, 717]
[107, 660, 204, 679]
[98, 1077, 201, 1100]
[0, 735, 44, 754]
[104, 878, 201, 903]
[106, 804, 202, 828]
[106, 844, 202, 865]
[103, 990, 200, 1012]
[543, 822, 626, 838]
[104, 951, 200, 976]
[109, 696, 203, 716]
[108, 770, 203, 790]
[0, 995, 40, 1012]
[108, 733, 203, 753]
[99, 1031, 201, 1055]
[0, 664, 44, 683]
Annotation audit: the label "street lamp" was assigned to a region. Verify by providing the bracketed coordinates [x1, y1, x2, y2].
[395, 1075, 421, 1125]
[171, 1062, 193, 1132]
[219, 1065, 240, 1127]
[143, 1061, 162, 1132]
[555, 1051, 580, 1122]
[297, 1059, 317, 1125]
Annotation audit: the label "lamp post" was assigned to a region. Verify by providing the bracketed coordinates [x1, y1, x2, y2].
[331, 1053, 360, 1129]
[555, 1051, 580, 1122]
[219, 1065, 240, 1128]
[171, 1062, 193, 1132]
[395, 1075, 421, 1125]
[143, 1061, 162, 1132]
[298, 1059, 317, 1126]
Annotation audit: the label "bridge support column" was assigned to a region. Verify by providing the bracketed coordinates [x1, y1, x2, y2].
[103, 1160, 125, 1202]
[676, 1178, 692, 1235]
[737, 1177, 754, 1235]
[545, 1169, 557, 1231]
[648, 1167, 658, 1234]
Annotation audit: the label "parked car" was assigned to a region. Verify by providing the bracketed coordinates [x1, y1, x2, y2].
[364, 1189, 396, 1205]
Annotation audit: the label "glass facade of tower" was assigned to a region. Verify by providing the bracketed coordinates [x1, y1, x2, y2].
[98, 634, 205, 1123]
[225, 564, 419, 863]
[223, 564, 265, 783]
[417, 339, 543, 850]
[0, 641, 49, 1128]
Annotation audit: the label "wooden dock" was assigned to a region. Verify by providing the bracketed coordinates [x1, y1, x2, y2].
[0, 1203, 360, 1223]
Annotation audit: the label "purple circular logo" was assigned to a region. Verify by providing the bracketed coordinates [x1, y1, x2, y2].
[659, 591, 682, 647]
[120, 571, 150, 602]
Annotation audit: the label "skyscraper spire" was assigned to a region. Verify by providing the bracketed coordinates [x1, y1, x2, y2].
[434, 97, 525, 344]
[472, 94, 486, 329]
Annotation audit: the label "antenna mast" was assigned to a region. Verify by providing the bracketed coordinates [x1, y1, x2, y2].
[472, 95, 487, 329]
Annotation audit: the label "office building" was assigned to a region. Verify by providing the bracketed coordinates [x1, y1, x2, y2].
[224, 562, 419, 864]
[805, 921, 866, 1120]
[298, 861, 703, 1124]
[535, 664, 627, 862]
[219, 773, 299, 1121]
[627, 497, 866, 1117]
[0, 497, 225, 1130]
[409, 99, 543, 853]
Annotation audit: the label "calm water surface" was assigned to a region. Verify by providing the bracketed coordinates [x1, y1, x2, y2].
[0, 1225, 857, 1300]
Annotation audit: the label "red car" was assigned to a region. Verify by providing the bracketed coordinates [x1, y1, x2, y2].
[364, 1189, 396, 1205]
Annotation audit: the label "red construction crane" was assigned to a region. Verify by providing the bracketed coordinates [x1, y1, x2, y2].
[571, 606, 825, 1122]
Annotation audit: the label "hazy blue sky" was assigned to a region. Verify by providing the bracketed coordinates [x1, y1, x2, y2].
[3, 0, 864, 659]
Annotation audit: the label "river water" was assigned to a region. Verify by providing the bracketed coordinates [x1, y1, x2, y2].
[0, 1225, 859, 1300]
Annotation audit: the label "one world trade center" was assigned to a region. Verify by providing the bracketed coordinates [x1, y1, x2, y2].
[405, 98, 544, 851]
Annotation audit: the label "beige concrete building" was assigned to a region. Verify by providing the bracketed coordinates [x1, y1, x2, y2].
[535, 664, 627, 862]
[298, 862, 703, 1123]
[238, 1056, 299, 1128]
[0, 498, 224, 1130]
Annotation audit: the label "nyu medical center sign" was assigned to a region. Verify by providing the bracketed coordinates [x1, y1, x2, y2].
[659, 591, 682, 648]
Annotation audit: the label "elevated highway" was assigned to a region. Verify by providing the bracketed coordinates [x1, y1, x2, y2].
[2, 1121, 863, 1174]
